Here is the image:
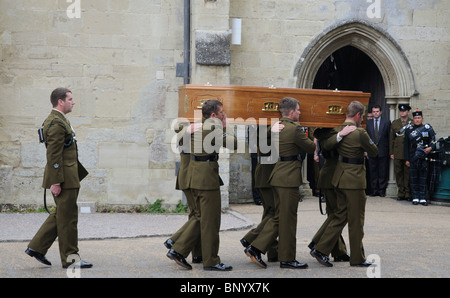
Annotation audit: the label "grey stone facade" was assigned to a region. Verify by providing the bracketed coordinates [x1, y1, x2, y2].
[1, 0, 448, 209]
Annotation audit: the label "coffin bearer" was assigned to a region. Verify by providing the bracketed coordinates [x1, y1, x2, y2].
[245, 97, 316, 269]
[308, 125, 356, 262]
[310, 101, 378, 267]
[404, 110, 436, 206]
[240, 123, 284, 263]
[25, 88, 92, 269]
[390, 104, 412, 201]
[168, 99, 237, 271]
[164, 122, 202, 264]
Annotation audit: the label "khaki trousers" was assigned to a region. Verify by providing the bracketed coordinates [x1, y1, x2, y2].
[394, 158, 411, 199]
[170, 189, 202, 258]
[242, 187, 278, 259]
[252, 186, 299, 262]
[315, 188, 367, 265]
[311, 189, 348, 257]
[28, 188, 79, 267]
[172, 188, 221, 267]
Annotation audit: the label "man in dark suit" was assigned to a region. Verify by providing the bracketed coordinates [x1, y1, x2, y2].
[244, 97, 316, 269]
[25, 88, 92, 269]
[168, 100, 237, 271]
[366, 105, 391, 196]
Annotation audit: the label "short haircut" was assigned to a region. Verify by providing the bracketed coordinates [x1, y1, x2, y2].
[371, 104, 382, 112]
[50, 87, 71, 107]
[346, 101, 365, 117]
[202, 99, 223, 119]
[278, 97, 299, 117]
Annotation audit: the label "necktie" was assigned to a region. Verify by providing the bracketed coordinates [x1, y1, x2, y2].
[374, 119, 379, 142]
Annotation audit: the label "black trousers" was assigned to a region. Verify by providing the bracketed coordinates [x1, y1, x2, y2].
[368, 155, 389, 194]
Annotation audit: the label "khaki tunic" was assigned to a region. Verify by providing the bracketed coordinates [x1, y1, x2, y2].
[315, 120, 378, 265]
[29, 109, 88, 267]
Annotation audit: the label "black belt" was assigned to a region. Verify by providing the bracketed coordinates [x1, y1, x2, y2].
[279, 155, 300, 161]
[190, 154, 219, 162]
[339, 156, 364, 165]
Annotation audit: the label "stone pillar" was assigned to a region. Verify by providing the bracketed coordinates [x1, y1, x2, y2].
[386, 102, 397, 196]
[190, 0, 233, 209]
[385, 96, 411, 197]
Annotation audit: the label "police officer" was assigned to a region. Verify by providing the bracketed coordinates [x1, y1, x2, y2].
[404, 110, 436, 206]
[245, 97, 316, 269]
[310, 101, 378, 267]
[25, 88, 92, 269]
[390, 104, 412, 201]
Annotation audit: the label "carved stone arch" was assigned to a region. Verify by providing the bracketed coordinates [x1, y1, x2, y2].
[294, 20, 417, 196]
[294, 20, 418, 111]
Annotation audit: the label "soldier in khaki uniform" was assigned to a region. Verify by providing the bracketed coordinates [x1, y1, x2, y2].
[245, 97, 316, 269]
[168, 100, 237, 271]
[308, 125, 356, 262]
[240, 124, 282, 262]
[164, 122, 202, 263]
[311, 101, 378, 267]
[390, 104, 412, 200]
[25, 88, 91, 269]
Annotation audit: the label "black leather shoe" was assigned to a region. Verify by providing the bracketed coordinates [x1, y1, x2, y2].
[62, 260, 93, 269]
[334, 254, 350, 262]
[204, 263, 233, 271]
[310, 249, 333, 267]
[167, 249, 192, 270]
[280, 260, 308, 269]
[240, 238, 250, 248]
[25, 248, 51, 266]
[350, 260, 373, 267]
[192, 256, 203, 264]
[244, 245, 267, 269]
[164, 238, 174, 249]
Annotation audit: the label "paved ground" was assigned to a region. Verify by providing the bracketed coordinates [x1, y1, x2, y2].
[1, 196, 449, 279]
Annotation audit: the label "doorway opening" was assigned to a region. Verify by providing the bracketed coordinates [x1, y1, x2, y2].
[312, 45, 386, 118]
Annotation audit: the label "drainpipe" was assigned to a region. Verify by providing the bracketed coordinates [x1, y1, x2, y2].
[176, 0, 190, 84]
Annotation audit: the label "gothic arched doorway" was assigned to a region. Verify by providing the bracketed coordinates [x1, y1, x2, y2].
[295, 20, 418, 116]
[312, 45, 386, 117]
[294, 20, 418, 196]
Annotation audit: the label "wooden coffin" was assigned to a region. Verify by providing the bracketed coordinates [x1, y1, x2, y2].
[178, 84, 370, 127]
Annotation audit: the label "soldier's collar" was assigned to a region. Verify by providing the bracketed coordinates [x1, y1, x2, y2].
[281, 117, 295, 123]
[52, 108, 67, 119]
